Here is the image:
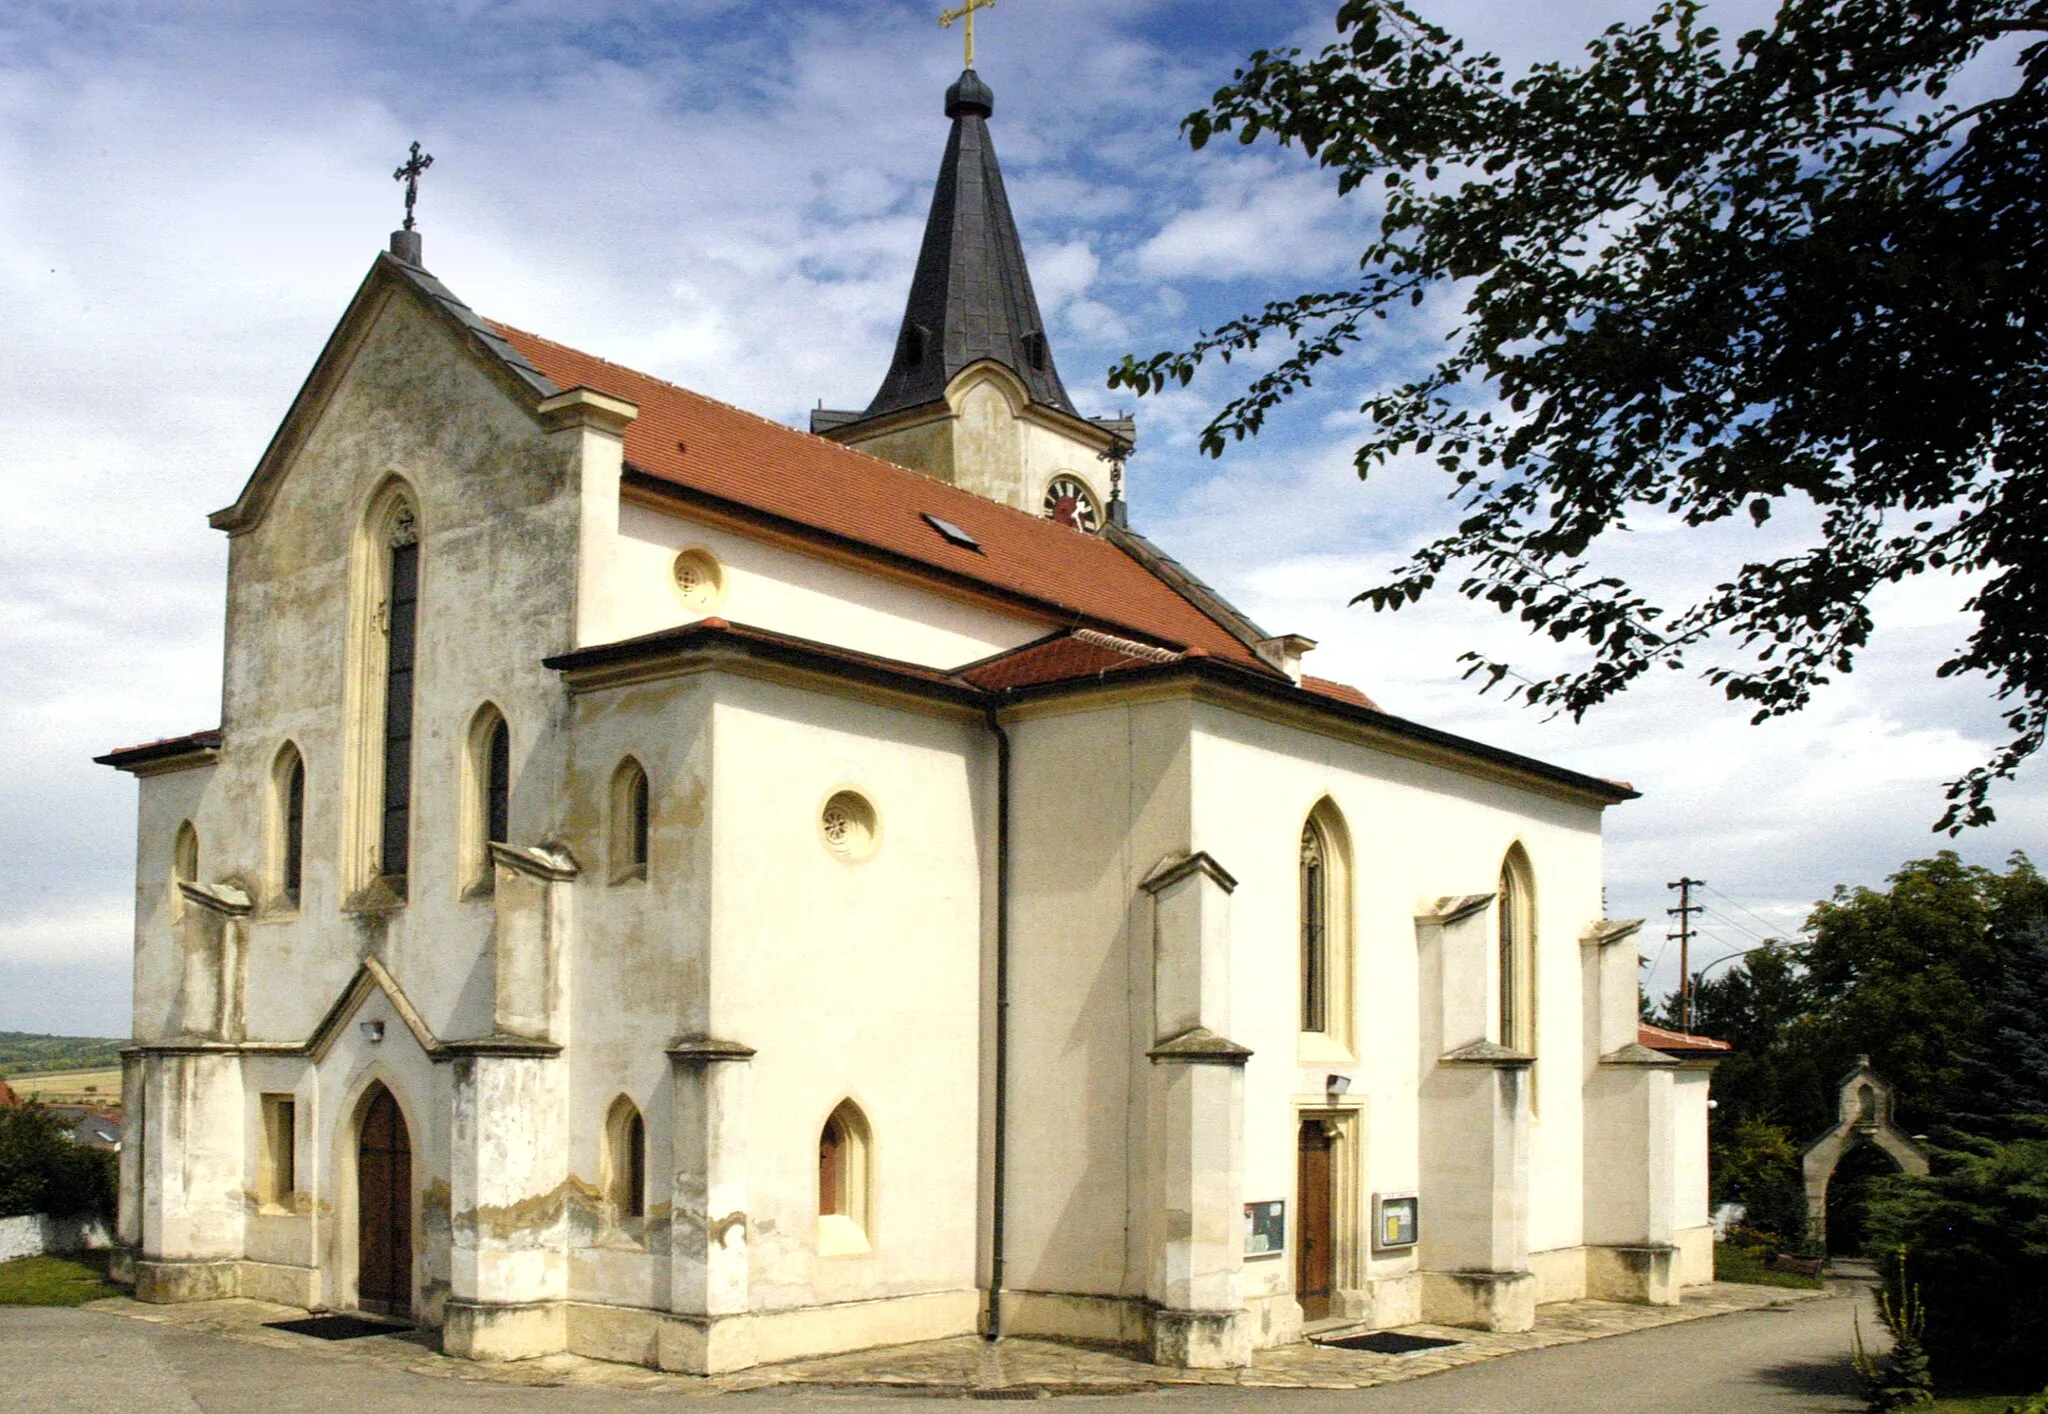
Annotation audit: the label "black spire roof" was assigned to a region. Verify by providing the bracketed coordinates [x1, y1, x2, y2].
[859, 70, 1077, 420]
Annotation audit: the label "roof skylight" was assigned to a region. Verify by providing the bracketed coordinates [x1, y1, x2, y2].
[921, 513, 982, 551]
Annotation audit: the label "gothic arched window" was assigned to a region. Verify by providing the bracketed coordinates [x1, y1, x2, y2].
[1498, 846, 1537, 1055]
[817, 1099, 873, 1255]
[347, 482, 422, 899]
[171, 819, 199, 921]
[609, 757, 650, 884]
[272, 743, 305, 909]
[462, 704, 510, 893]
[604, 1096, 647, 1220]
[1298, 800, 1355, 1056]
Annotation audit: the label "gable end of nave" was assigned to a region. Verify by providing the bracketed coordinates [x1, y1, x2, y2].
[209, 255, 581, 542]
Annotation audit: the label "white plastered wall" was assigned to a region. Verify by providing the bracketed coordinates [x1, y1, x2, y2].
[1000, 695, 1195, 1309]
[598, 503, 1047, 670]
[707, 673, 985, 1319]
[557, 675, 716, 1315]
[1187, 702, 1607, 1333]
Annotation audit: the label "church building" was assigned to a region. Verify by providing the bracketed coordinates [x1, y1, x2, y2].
[97, 64, 1715, 1373]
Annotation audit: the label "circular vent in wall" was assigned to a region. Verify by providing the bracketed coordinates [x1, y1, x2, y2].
[820, 790, 879, 861]
[671, 548, 724, 609]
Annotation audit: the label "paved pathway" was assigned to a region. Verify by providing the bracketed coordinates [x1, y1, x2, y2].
[0, 1279, 1870, 1411]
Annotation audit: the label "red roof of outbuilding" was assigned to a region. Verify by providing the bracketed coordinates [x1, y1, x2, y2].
[492, 324, 1273, 671]
[1639, 1022, 1733, 1056]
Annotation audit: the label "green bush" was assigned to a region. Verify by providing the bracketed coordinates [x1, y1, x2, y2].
[0, 1106, 115, 1219]
[1867, 1134, 2048, 1393]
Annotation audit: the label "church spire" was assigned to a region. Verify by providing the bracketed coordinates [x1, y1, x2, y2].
[859, 70, 1077, 421]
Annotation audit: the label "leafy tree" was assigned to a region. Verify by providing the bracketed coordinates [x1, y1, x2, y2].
[0, 1106, 115, 1220]
[1867, 1134, 2048, 1391]
[1715, 1115, 1808, 1239]
[1110, 0, 2048, 829]
[1800, 852, 2025, 1128]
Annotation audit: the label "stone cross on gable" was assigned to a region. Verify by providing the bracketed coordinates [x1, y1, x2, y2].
[938, 0, 996, 68]
[393, 141, 433, 233]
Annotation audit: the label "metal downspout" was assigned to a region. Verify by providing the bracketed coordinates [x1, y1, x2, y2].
[984, 707, 1011, 1342]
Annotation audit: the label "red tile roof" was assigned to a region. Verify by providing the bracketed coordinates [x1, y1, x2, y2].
[491, 324, 1273, 671]
[1639, 1022, 1733, 1056]
[94, 728, 224, 772]
[960, 628, 1179, 691]
[1303, 675, 1379, 711]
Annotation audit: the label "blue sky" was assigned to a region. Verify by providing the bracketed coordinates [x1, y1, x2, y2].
[2, 0, 2039, 1036]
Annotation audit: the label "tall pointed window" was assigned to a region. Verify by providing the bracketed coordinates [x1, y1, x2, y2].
[1301, 822, 1328, 1033]
[380, 510, 420, 887]
[462, 705, 510, 893]
[272, 744, 305, 909]
[346, 483, 421, 900]
[1498, 846, 1536, 1054]
[609, 757, 650, 884]
[1298, 800, 1355, 1057]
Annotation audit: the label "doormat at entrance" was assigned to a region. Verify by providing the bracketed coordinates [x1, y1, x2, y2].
[1315, 1331, 1464, 1355]
[264, 1315, 412, 1342]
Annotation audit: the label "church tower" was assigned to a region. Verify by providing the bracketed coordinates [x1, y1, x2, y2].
[813, 70, 1132, 532]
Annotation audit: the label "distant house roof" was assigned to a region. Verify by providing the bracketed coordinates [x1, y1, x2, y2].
[1640, 1022, 1733, 1058]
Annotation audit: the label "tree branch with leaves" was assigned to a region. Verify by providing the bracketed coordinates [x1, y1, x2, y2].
[1111, 0, 2048, 829]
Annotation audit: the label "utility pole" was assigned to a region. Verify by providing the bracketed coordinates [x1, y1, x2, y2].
[1667, 877, 1705, 1031]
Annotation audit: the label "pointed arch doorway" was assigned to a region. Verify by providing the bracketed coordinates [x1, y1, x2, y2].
[356, 1084, 414, 1317]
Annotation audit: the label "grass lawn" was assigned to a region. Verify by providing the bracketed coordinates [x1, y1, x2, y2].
[0, 1252, 122, 1307]
[1930, 1396, 2044, 1412]
[1713, 1244, 1827, 1290]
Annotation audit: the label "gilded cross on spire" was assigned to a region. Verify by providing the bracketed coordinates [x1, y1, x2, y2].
[938, 0, 996, 68]
[393, 141, 433, 233]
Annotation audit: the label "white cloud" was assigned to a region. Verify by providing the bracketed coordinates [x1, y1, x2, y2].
[1135, 160, 1367, 280]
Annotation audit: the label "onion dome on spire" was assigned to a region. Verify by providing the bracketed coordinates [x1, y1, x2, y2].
[859, 69, 1076, 420]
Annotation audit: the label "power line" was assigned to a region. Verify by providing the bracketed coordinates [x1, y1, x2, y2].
[1703, 882, 1797, 940]
[1697, 906, 1776, 948]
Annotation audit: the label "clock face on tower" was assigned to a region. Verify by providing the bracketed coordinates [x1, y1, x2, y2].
[1042, 475, 1101, 533]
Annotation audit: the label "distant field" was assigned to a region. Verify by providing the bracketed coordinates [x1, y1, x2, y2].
[0, 1031, 129, 1076]
[7, 1068, 124, 1101]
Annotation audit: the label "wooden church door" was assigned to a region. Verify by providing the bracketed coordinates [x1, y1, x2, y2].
[1296, 1119, 1335, 1320]
[357, 1085, 414, 1317]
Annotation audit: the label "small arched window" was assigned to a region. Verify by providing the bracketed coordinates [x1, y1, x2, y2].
[1498, 845, 1536, 1055]
[817, 1099, 873, 1256]
[462, 705, 510, 893]
[272, 744, 305, 909]
[171, 820, 199, 920]
[1298, 800, 1355, 1056]
[604, 1097, 646, 1220]
[609, 757, 650, 884]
